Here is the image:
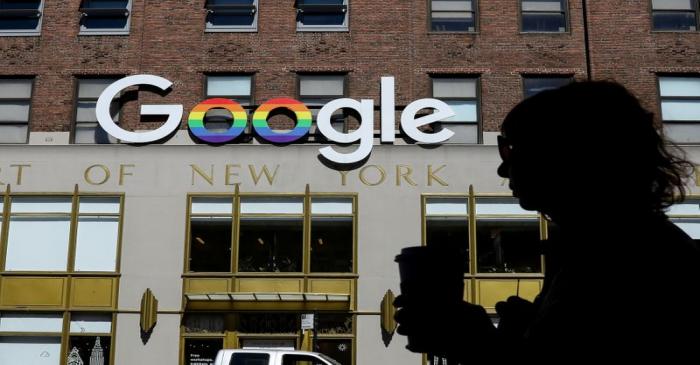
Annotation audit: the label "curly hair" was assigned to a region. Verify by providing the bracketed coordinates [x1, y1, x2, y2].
[501, 80, 695, 214]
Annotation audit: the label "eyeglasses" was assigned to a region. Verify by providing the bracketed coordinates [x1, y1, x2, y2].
[497, 135, 513, 162]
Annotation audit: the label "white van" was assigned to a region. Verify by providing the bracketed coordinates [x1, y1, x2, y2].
[213, 349, 342, 365]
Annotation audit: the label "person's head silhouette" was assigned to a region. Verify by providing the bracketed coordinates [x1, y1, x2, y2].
[497, 81, 695, 225]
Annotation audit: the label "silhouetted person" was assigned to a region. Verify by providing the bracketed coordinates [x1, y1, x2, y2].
[394, 81, 700, 362]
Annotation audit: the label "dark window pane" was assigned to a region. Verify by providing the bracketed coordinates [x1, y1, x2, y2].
[185, 338, 222, 365]
[74, 124, 118, 144]
[476, 219, 541, 273]
[426, 217, 469, 254]
[82, 16, 128, 29]
[183, 314, 226, 334]
[0, 18, 40, 30]
[299, 0, 344, 4]
[238, 313, 298, 334]
[316, 314, 352, 335]
[67, 336, 111, 365]
[207, 14, 255, 26]
[311, 217, 353, 273]
[232, 353, 271, 365]
[82, 0, 129, 8]
[299, 13, 346, 26]
[208, 0, 255, 4]
[189, 217, 232, 272]
[238, 217, 303, 272]
[653, 12, 698, 31]
[316, 339, 352, 365]
[522, 13, 566, 32]
[0, 1, 41, 10]
[523, 77, 572, 98]
[431, 17, 475, 32]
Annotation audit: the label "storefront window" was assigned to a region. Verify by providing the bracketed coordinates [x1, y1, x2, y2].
[475, 197, 542, 273]
[316, 339, 352, 365]
[238, 313, 298, 334]
[316, 314, 352, 335]
[184, 338, 222, 365]
[311, 198, 354, 273]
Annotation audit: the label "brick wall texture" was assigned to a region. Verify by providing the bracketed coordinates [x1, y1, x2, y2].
[0, 0, 699, 136]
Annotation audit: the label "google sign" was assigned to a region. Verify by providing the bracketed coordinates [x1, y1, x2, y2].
[96, 75, 457, 164]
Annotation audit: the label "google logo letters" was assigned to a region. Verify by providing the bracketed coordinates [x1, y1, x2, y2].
[96, 75, 456, 164]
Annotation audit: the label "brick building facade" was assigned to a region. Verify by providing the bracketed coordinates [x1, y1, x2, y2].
[0, 1, 699, 365]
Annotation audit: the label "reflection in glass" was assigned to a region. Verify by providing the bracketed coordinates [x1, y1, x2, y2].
[311, 217, 353, 273]
[189, 217, 232, 272]
[476, 219, 541, 273]
[183, 314, 225, 334]
[238, 217, 303, 272]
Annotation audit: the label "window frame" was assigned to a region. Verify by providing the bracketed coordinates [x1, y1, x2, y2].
[0, 0, 44, 36]
[0, 76, 34, 144]
[297, 73, 348, 136]
[650, 0, 700, 32]
[521, 74, 574, 99]
[295, 0, 349, 32]
[519, 0, 569, 34]
[78, 0, 133, 36]
[204, 0, 259, 33]
[184, 192, 358, 275]
[666, 195, 700, 240]
[429, 74, 482, 144]
[0, 192, 125, 274]
[657, 74, 700, 144]
[421, 193, 547, 278]
[72, 76, 122, 145]
[428, 0, 479, 33]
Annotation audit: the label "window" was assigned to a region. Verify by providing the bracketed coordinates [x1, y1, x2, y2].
[186, 194, 356, 274]
[296, 0, 349, 31]
[475, 197, 542, 273]
[651, 0, 699, 31]
[667, 198, 700, 243]
[520, 0, 567, 32]
[430, 76, 479, 144]
[299, 74, 346, 134]
[522, 75, 573, 99]
[2, 195, 122, 272]
[74, 78, 120, 144]
[424, 197, 470, 270]
[204, 75, 253, 136]
[0, 0, 44, 36]
[658, 76, 700, 143]
[205, 0, 258, 32]
[0, 312, 113, 365]
[283, 354, 326, 365]
[239, 197, 304, 273]
[68, 313, 112, 365]
[311, 198, 354, 272]
[430, 0, 476, 32]
[79, 0, 132, 35]
[0, 78, 32, 143]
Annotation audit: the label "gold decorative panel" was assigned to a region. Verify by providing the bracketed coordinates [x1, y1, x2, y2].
[475, 279, 543, 313]
[0, 277, 67, 308]
[70, 277, 117, 309]
[235, 278, 303, 292]
[185, 278, 230, 294]
[307, 278, 352, 294]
